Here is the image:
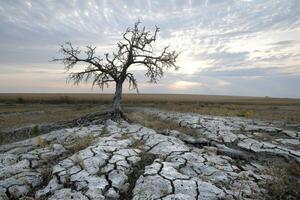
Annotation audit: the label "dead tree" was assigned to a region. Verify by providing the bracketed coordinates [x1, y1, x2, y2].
[53, 21, 179, 119]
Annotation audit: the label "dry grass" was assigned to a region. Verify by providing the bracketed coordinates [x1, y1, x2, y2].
[129, 139, 145, 149]
[127, 111, 178, 130]
[1, 93, 300, 105]
[153, 102, 300, 123]
[127, 110, 198, 136]
[31, 125, 40, 136]
[266, 163, 300, 200]
[68, 135, 95, 153]
[19, 197, 35, 200]
[0, 103, 103, 130]
[36, 136, 46, 147]
[0, 93, 299, 133]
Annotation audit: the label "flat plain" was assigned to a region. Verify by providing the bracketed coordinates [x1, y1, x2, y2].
[0, 93, 299, 200]
[1, 93, 300, 131]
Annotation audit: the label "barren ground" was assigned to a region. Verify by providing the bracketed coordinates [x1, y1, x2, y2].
[0, 94, 299, 199]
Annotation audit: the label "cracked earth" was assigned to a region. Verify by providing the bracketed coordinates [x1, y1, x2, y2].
[0, 108, 299, 199]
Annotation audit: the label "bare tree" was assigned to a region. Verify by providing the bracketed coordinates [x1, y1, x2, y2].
[54, 21, 179, 118]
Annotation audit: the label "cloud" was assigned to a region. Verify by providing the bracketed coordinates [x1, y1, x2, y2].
[269, 40, 300, 46]
[0, 0, 300, 97]
[168, 81, 204, 90]
[217, 80, 230, 87]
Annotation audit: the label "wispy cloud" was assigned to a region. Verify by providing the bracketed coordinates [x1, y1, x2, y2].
[168, 81, 204, 90]
[0, 0, 299, 97]
[217, 80, 230, 87]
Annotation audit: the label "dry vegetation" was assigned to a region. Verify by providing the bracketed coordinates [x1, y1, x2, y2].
[127, 111, 179, 130]
[126, 110, 198, 136]
[266, 163, 300, 200]
[127, 109, 300, 200]
[0, 93, 300, 133]
[0, 94, 299, 199]
[67, 135, 95, 153]
[0, 103, 103, 131]
[154, 102, 300, 123]
[1, 93, 299, 105]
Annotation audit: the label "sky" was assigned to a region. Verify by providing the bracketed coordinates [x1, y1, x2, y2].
[0, 0, 300, 98]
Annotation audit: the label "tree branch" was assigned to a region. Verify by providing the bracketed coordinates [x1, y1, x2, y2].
[54, 20, 179, 93]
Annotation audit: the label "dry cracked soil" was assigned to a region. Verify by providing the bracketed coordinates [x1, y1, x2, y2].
[0, 107, 299, 200]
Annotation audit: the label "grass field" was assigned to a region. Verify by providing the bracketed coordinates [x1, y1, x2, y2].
[1, 93, 300, 105]
[0, 93, 300, 132]
[0, 104, 103, 131]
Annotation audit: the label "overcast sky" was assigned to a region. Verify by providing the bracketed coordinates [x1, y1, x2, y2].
[0, 0, 300, 97]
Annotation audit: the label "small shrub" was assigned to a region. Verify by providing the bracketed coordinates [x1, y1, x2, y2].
[19, 197, 35, 200]
[48, 143, 54, 151]
[69, 135, 94, 153]
[10, 187, 20, 199]
[239, 125, 246, 132]
[130, 139, 145, 149]
[101, 125, 110, 136]
[40, 166, 52, 185]
[62, 171, 72, 188]
[266, 164, 300, 199]
[17, 97, 24, 104]
[115, 133, 131, 140]
[36, 136, 46, 147]
[31, 125, 40, 137]
[244, 110, 255, 118]
[59, 96, 71, 104]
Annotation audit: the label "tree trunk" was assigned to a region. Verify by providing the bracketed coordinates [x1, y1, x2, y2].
[112, 81, 123, 118]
